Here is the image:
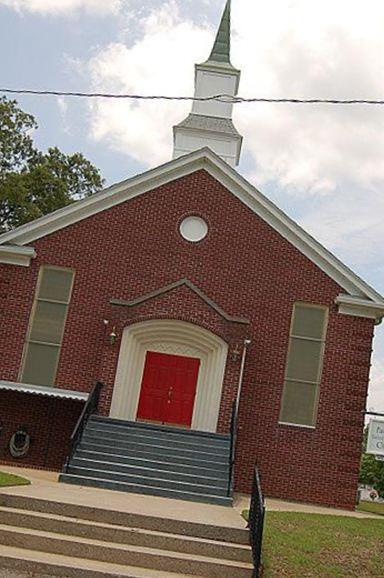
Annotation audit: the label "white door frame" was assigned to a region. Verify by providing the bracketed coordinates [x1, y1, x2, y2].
[109, 319, 228, 432]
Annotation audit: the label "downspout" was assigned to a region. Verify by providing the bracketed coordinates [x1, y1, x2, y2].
[227, 338, 251, 497]
[236, 338, 251, 411]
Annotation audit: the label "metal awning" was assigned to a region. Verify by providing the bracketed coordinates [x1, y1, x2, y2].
[0, 380, 88, 401]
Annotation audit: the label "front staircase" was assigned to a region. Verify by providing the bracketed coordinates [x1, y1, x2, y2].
[60, 416, 232, 506]
[0, 491, 253, 578]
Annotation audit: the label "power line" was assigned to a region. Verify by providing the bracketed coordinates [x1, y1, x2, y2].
[1, 88, 384, 105]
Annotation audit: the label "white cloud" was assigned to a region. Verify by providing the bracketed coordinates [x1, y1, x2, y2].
[56, 96, 71, 135]
[367, 350, 384, 413]
[86, 1, 211, 165]
[83, 0, 384, 196]
[0, 0, 122, 15]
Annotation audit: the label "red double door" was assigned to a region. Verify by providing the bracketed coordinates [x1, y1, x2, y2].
[136, 351, 200, 428]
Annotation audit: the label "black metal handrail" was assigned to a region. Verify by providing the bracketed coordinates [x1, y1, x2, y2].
[248, 466, 266, 577]
[227, 399, 238, 496]
[64, 381, 104, 472]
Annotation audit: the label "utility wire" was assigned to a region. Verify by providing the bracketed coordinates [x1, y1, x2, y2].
[1, 88, 384, 105]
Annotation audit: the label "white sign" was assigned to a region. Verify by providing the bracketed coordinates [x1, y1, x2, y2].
[367, 419, 384, 455]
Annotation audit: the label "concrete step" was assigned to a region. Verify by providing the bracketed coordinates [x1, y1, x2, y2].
[0, 506, 251, 563]
[0, 494, 247, 543]
[77, 446, 229, 471]
[59, 473, 233, 506]
[80, 438, 229, 463]
[90, 416, 230, 442]
[65, 466, 229, 496]
[0, 544, 204, 578]
[70, 458, 228, 488]
[0, 523, 253, 578]
[75, 449, 229, 475]
[85, 424, 230, 451]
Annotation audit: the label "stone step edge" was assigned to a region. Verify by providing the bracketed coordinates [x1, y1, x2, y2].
[0, 492, 246, 543]
[85, 425, 230, 449]
[64, 466, 229, 495]
[90, 416, 230, 440]
[75, 450, 229, 473]
[0, 545, 200, 578]
[77, 446, 229, 468]
[0, 523, 254, 571]
[69, 459, 228, 485]
[59, 474, 233, 507]
[80, 438, 230, 460]
[0, 505, 251, 556]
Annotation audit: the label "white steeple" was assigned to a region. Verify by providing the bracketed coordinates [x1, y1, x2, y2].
[173, 0, 242, 167]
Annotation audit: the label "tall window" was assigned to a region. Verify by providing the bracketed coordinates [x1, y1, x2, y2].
[21, 267, 74, 387]
[279, 303, 328, 427]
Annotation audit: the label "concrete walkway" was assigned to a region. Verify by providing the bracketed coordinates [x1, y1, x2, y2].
[234, 493, 383, 519]
[1, 466, 382, 521]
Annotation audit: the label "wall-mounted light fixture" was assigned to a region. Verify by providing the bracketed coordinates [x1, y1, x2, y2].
[109, 326, 117, 345]
[231, 343, 242, 362]
[103, 319, 118, 345]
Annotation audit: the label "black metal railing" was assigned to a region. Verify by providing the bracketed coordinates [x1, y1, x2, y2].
[227, 399, 238, 496]
[64, 381, 103, 472]
[248, 466, 266, 577]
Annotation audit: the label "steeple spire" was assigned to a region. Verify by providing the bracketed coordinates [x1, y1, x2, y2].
[207, 0, 232, 66]
[172, 0, 242, 167]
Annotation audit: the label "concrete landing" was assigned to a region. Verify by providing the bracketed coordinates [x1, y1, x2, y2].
[0, 466, 246, 530]
[3, 465, 379, 522]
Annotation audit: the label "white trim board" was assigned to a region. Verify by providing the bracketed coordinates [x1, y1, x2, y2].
[336, 294, 384, 322]
[0, 245, 36, 267]
[0, 147, 383, 307]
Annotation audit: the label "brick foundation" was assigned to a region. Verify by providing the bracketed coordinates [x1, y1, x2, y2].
[0, 391, 83, 471]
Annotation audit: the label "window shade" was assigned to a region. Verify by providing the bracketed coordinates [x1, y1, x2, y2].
[21, 267, 74, 387]
[280, 303, 327, 427]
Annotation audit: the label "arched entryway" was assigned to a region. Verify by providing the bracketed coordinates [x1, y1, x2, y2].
[109, 319, 228, 432]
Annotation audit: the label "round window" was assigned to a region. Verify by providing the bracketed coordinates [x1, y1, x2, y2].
[179, 216, 208, 242]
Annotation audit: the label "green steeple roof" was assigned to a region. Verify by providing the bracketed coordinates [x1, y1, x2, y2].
[207, 0, 232, 66]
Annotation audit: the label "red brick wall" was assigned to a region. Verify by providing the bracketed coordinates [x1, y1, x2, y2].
[0, 169, 374, 509]
[0, 391, 83, 470]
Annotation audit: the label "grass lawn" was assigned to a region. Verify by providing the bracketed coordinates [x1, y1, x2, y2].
[357, 501, 384, 517]
[245, 511, 384, 577]
[0, 471, 30, 487]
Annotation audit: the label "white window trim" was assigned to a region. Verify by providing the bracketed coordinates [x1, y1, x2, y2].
[278, 421, 316, 430]
[19, 265, 75, 386]
[279, 302, 329, 428]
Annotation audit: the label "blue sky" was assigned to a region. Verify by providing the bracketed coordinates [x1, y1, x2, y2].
[1, 0, 383, 411]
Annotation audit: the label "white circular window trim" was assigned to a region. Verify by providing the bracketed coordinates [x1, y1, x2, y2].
[180, 216, 208, 242]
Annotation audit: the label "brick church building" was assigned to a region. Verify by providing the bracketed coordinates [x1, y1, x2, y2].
[0, 1, 383, 510]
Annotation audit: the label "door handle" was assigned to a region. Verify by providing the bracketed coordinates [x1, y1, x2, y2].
[167, 386, 173, 403]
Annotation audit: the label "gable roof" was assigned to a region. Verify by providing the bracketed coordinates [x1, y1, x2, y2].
[0, 147, 383, 305]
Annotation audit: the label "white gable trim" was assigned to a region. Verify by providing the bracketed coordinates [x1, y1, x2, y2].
[0, 245, 36, 267]
[336, 294, 384, 322]
[0, 148, 383, 306]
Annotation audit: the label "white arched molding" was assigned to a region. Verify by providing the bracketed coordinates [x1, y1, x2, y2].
[109, 320, 228, 432]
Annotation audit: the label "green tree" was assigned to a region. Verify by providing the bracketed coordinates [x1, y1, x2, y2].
[0, 97, 104, 233]
[359, 425, 384, 497]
